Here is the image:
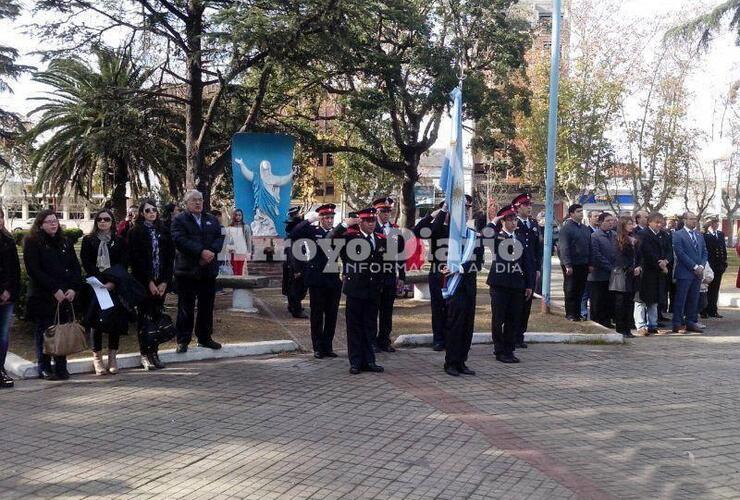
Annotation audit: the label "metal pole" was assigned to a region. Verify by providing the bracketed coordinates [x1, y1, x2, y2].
[541, 0, 562, 313]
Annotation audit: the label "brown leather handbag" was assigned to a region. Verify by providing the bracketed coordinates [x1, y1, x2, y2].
[43, 303, 88, 356]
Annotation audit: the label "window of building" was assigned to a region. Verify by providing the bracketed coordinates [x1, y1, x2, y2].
[325, 184, 335, 196]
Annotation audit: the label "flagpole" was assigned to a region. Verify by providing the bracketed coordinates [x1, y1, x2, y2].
[541, 0, 562, 313]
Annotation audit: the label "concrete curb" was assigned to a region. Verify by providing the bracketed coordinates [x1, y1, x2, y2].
[4, 340, 300, 379]
[719, 292, 740, 308]
[394, 331, 624, 347]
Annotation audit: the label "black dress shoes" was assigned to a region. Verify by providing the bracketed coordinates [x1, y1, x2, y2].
[495, 354, 517, 364]
[710, 313, 723, 319]
[198, 339, 222, 350]
[647, 328, 659, 334]
[444, 364, 460, 376]
[39, 369, 57, 381]
[292, 311, 309, 319]
[152, 352, 166, 369]
[349, 366, 361, 375]
[176, 343, 188, 353]
[377, 345, 396, 353]
[56, 368, 70, 381]
[364, 363, 384, 373]
[515, 342, 528, 349]
[313, 352, 325, 359]
[672, 325, 683, 333]
[0, 370, 14, 388]
[432, 344, 445, 351]
[686, 323, 704, 333]
[324, 351, 338, 358]
[623, 332, 636, 338]
[458, 364, 476, 375]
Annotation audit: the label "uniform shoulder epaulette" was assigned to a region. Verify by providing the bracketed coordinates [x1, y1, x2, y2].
[376, 233, 387, 240]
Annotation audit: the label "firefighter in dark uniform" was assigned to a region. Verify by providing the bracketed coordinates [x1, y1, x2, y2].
[512, 193, 541, 349]
[441, 222, 484, 377]
[487, 205, 536, 363]
[329, 207, 386, 375]
[372, 197, 405, 353]
[413, 195, 473, 351]
[289, 204, 342, 358]
[283, 206, 308, 318]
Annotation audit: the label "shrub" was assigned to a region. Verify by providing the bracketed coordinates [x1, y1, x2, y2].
[13, 228, 84, 246]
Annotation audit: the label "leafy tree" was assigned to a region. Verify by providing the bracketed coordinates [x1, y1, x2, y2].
[0, 0, 34, 170]
[26, 45, 184, 215]
[33, 0, 348, 208]
[667, 0, 740, 49]
[272, 0, 531, 227]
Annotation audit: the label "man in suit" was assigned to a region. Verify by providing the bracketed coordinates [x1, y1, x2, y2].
[329, 207, 386, 374]
[633, 210, 649, 235]
[289, 204, 342, 358]
[672, 211, 709, 333]
[634, 212, 668, 335]
[373, 197, 405, 353]
[171, 190, 225, 352]
[558, 204, 591, 321]
[702, 215, 727, 318]
[588, 212, 617, 327]
[283, 207, 309, 318]
[512, 193, 541, 348]
[580, 209, 602, 319]
[487, 205, 536, 364]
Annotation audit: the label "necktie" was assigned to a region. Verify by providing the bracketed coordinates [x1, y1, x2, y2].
[690, 232, 697, 250]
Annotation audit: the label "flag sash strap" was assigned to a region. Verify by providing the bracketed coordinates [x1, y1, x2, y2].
[441, 228, 476, 299]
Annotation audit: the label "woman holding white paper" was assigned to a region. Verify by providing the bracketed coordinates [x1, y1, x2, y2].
[80, 209, 128, 375]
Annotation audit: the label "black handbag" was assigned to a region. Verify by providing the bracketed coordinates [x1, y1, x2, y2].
[139, 312, 178, 347]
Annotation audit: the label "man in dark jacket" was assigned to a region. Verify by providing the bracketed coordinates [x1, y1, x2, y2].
[512, 193, 540, 348]
[487, 205, 536, 364]
[283, 207, 308, 318]
[413, 202, 450, 351]
[289, 204, 342, 358]
[587, 213, 617, 327]
[329, 207, 386, 375]
[702, 215, 727, 318]
[634, 212, 669, 335]
[171, 190, 225, 352]
[373, 197, 406, 353]
[558, 204, 591, 321]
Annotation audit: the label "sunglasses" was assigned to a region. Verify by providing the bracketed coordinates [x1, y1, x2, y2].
[144, 207, 158, 214]
[96, 217, 112, 222]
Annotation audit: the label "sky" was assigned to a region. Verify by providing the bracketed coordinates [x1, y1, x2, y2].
[0, 0, 738, 148]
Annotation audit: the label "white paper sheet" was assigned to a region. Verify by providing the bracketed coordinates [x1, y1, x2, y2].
[86, 277, 114, 310]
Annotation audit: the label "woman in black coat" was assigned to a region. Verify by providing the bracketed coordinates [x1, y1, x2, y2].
[0, 208, 21, 388]
[80, 208, 128, 375]
[128, 199, 175, 370]
[613, 217, 640, 338]
[23, 209, 83, 381]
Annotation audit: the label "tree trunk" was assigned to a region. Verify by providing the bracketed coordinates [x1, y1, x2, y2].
[185, 2, 206, 206]
[399, 160, 420, 229]
[111, 157, 129, 218]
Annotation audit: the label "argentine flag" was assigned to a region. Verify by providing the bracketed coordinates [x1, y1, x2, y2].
[438, 87, 476, 299]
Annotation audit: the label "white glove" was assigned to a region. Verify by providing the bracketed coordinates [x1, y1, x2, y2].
[306, 212, 320, 223]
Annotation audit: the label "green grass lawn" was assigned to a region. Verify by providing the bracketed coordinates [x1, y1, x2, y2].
[722, 251, 739, 291]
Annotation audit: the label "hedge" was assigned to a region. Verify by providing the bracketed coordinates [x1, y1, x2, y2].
[13, 228, 84, 246]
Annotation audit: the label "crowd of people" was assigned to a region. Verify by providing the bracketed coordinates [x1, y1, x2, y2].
[558, 206, 733, 338]
[0, 190, 737, 387]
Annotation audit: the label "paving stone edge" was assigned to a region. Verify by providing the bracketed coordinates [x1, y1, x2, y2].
[394, 331, 625, 347]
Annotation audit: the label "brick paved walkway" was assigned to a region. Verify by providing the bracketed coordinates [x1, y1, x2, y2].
[2, 307, 740, 499]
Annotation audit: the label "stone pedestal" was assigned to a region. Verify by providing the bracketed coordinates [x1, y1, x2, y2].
[215, 275, 269, 314]
[413, 282, 431, 301]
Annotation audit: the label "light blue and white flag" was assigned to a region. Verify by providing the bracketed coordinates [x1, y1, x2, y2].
[438, 86, 476, 299]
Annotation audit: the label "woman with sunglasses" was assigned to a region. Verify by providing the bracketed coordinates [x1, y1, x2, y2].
[80, 209, 129, 375]
[128, 200, 175, 370]
[23, 209, 83, 381]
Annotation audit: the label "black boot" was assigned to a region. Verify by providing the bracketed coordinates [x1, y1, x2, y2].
[152, 349, 166, 369]
[0, 369, 14, 388]
[54, 356, 70, 380]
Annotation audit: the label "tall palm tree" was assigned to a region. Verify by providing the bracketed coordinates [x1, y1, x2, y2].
[667, 0, 740, 49]
[26, 45, 184, 214]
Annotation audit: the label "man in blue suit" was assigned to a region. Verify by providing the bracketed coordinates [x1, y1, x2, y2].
[671, 211, 708, 333]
